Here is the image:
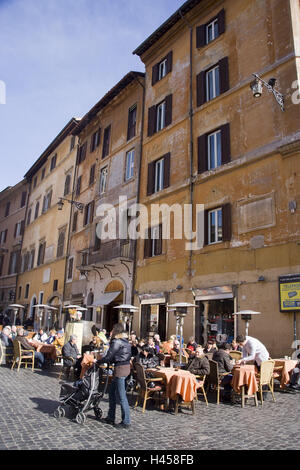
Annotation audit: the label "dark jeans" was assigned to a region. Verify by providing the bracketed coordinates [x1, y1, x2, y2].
[221, 374, 233, 396]
[108, 376, 130, 425]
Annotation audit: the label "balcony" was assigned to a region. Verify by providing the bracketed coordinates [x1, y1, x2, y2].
[77, 239, 135, 269]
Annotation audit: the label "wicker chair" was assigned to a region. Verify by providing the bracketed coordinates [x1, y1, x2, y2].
[256, 360, 276, 405]
[207, 359, 230, 404]
[195, 374, 209, 406]
[57, 356, 76, 381]
[134, 362, 165, 412]
[229, 350, 242, 361]
[11, 339, 35, 372]
[0, 341, 14, 366]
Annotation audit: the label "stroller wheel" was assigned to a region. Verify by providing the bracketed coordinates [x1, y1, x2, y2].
[75, 412, 86, 425]
[54, 406, 65, 419]
[94, 407, 103, 420]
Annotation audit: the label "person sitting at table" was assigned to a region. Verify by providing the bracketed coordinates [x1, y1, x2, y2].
[287, 351, 300, 391]
[186, 337, 198, 355]
[52, 329, 65, 355]
[33, 328, 48, 343]
[146, 336, 157, 356]
[10, 325, 18, 340]
[212, 343, 234, 401]
[161, 336, 176, 354]
[0, 326, 13, 364]
[16, 328, 45, 369]
[170, 340, 189, 362]
[62, 335, 82, 379]
[204, 340, 218, 355]
[45, 329, 57, 344]
[186, 346, 210, 378]
[153, 333, 161, 353]
[134, 345, 159, 369]
[231, 339, 242, 352]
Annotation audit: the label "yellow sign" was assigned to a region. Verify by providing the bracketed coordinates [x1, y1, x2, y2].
[279, 275, 300, 312]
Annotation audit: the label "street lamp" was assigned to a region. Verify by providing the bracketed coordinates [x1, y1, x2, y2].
[168, 303, 198, 365]
[113, 304, 139, 334]
[250, 73, 284, 111]
[57, 197, 85, 212]
[233, 310, 261, 336]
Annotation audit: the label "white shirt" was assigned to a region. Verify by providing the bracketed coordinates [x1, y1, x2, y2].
[33, 332, 48, 343]
[242, 336, 269, 366]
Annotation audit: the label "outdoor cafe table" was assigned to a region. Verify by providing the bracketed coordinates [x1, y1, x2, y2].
[273, 359, 298, 388]
[231, 364, 258, 396]
[147, 367, 198, 403]
[29, 340, 57, 360]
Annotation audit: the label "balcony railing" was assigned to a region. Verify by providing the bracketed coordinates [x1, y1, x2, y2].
[78, 239, 135, 268]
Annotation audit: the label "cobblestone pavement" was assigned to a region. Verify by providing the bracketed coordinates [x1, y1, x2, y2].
[0, 364, 299, 451]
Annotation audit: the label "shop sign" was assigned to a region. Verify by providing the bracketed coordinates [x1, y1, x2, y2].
[279, 274, 300, 312]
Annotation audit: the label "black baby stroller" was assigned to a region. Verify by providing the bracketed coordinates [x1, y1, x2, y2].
[53, 363, 110, 425]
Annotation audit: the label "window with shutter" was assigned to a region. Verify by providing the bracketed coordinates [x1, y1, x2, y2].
[5, 201, 10, 217]
[102, 125, 111, 159]
[72, 211, 78, 232]
[125, 149, 135, 181]
[144, 225, 163, 258]
[148, 105, 157, 137]
[67, 257, 74, 280]
[27, 208, 32, 226]
[37, 242, 45, 266]
[25, 284, 30, 299]
[76, 176, 82, 196]
[152, 51, 173, 85]
[34, 201, 40, 220]
[204, 204, 231, 245]
[196, 9, 226, 48]
[197, 57, 229, 106]
[198, 124, 230, 173]
[0, 255, 4, 276]
[64, 174, 71, 196]
[21, 191, 27, 208]
[89, 164, 96, 186]
[57, 231, 65, 258]
[100, 167, 108, 194]
[50, 154, 57, 171]
[127, 105, 137, 141]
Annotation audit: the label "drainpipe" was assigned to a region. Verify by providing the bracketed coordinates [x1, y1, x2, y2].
[131, 76, 145, 333]
[179, 9, 194, 279]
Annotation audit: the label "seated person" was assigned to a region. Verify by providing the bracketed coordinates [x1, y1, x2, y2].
[0, 326, 13, 364]
[33, 328, 48, 343]
[11, 325, 18, 339]
[98, 329, 109, 345]
[46, 329, 57, 344]
[153, 333, 161, 353]
[231, 339, 242, 352]
[130, 339, 139, 358]
[186, 346, 210, 378]
[186, 336, 198, 355]
[15, 328, 44, 369]
[134, 345, 159, 369]
[89, 335, 103, 352]
[288, 351, 300, 391]
[161, 336, 176, 354]
[62, 334, 82, 379]
[212, 343, 234, 401]
[170, 340, 189, 362]
[146, 337, 157, 356]
[52, 330, 65, 355]
[204, 340, 218, 354]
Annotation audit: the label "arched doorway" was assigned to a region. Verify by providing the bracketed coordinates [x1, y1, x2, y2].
[104, 280, 124, 333]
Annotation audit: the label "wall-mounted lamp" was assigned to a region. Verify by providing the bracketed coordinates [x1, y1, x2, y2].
[57, 197, 84, 212]
[250, 73, 284, 111]
[289, 200, 297, 214]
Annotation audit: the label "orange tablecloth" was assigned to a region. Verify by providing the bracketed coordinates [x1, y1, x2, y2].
[273, 359, 297, 388]
[231, 365, 258, 396]
[30, 340, 57, 360]
[148, 367, 198, 402]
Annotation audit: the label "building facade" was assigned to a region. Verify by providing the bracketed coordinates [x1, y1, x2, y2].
[16, 119, 79, 329]
[132, 0, 300, 357]
[64, 71, 145, 333]
[0, 180, 28, 322]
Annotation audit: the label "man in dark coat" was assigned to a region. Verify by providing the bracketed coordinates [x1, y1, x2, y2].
[62, 335, 82, 379]
[212, 343, 234, 401]
[97, 323, 132, 428]
[186, 346, 210, 377]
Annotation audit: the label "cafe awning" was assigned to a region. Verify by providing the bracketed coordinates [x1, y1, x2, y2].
[94, 291, 121, 306]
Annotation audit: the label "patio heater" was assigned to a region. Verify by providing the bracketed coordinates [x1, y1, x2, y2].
[8, 304, 25, 325]
[233, 310, 261, 336]
[113, 304, 139, 334]
[32, 304, 58, 331]
[168, 303, 199, 365]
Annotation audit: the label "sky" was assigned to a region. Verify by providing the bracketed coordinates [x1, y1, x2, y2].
[0, 0, 185, 192]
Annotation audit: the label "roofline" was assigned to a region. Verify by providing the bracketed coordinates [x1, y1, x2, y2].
[24, 117, 80, 179]
[73, 71, 145, 136]
[133, 0, 202, 57]
[0, 179, 27, 201]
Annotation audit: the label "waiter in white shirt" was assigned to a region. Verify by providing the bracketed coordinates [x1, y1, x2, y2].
[236, 334, 269, 369]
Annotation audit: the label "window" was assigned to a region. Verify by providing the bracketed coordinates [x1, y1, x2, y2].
[77, 143, 87, 164]
[196, 9, 225, 47]
[14, 221, 24, 238]
[147, 153, 170, 196]
[33, 176, 37, 188]
[198, 123, 231, 173]
[34, 201, 40, 220]
[81, 251, 89, 266]
[27, 208, 32, 226]
[9, 250, 21, 274]
[208, 208, 223, 244]
[144, 224, 162, 258]
[20, 191, 27, 208]
[100, 167, 108, 194]
[147, 94, 172, 137]
[0, 255, 4, 276]
[18, 286, 22, 300]
[4, 202, 10, 217]
[206, 65, 220, 101]
[89, 164, 96, 186]
[25, 284, 30, 299]
[56, 230, 65, 258]
[70, 135, 75, 151]
[125, 150, 135, 181]
[76, 175, 82, 196]
[67, 257, 74, 280]
[197, 57, 229, 106]
[50, 154, 57, 171]
[42, 190, 52, 213]
[152, 51, 173, 85]
[127, 105, 137, 141]
[29, 249, 35, 269]
[41, 168, 46, 180]
[102, 125, 111, 159]
[37, 241, 46, 266]
[53, 279, 58, 291]
[0, 229, 7, 244]
[64, 174, 71, 196]
[72, 211, 78, 232]
[90, 128, 101, 152]
[84, 202, 94, 226]
[22, 252, 30, 272]
[204, 203, 232, 245]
